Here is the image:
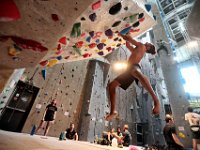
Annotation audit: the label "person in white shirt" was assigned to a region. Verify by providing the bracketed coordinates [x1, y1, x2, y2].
[185, 107, 200, 150]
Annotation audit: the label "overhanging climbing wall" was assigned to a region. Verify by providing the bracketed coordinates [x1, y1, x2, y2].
[0, 0, 156, 69]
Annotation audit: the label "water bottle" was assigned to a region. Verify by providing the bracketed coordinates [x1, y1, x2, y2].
[30, 125, 36, 136]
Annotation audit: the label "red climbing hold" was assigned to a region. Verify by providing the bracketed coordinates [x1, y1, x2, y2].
[92, 1, 101, 11]
[0, 36, 48, 52]
[59, 37, 67, 45]
[0, 0, 20, 22]
[51, 14, 59, 21]
[88, 43, 96, 48]
[39, 60, 49, 66]
[76, 41, 84, 48]
[57, 44, 61, 51]
[55, 50, 64, 55]
[82, 53, 92, 58]
[96, 32, 103, 37]
[139, 18, 145, 22]
[80, 33, 86, 38]
[130, 29, 140, 33]
[106, 47, 112, 52]
[125, 24, 130, 27]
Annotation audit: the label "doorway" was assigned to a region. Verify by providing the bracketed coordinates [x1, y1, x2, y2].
[0, 80, 39, 132]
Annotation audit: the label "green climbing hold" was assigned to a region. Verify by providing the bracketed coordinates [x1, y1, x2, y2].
[129, 14, 138, 23]
[72, 45, 82, 56]
[70, 22, 81, 38]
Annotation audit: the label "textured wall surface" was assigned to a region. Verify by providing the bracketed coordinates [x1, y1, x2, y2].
[21, 60, 89, 137]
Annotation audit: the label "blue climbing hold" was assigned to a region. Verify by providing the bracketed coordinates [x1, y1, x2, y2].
[57, 56, 62, 60]
[96, 39, 100, 43]
[42, 69, 46, 80]
[145, 4, 151, 12]
[86, 36, 91, 43]
[120, 26, 132, 35]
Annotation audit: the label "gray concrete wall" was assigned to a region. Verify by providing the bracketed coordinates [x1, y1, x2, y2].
[22, 60, 89, 137]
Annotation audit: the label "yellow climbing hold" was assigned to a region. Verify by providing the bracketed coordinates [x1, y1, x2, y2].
[95, 49, 100, 53]
[112, 43, 116, 47]
[8, 47, 20, 56]
[178, 132, 185, 138]
[47, 59, 58, 67]
[101, 39, 106, 43]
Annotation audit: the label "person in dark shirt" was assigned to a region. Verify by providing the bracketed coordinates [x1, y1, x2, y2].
[163, 115, 184, 150]
[65, 123, 78, 141]
[36, 99, 57, 136]
[102, 128, 115, 145]
[121, 124, 132, 147]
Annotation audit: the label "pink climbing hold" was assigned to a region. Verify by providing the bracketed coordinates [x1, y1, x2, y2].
[125, 24, 130, 27]
[92, 1, 101, 11]
[130, 29, 140, 33]
[76, 41, 84, 48]
[39, 60, 49, 66]
[0, 0, 20, 22]
[82, 53, 92, 58]
[51, 14, 59, 21]
[96, 32, 103, 37]
[58, 37, 67, 45]
[55, 50, 64, 55]
[80, 33, 86, 38]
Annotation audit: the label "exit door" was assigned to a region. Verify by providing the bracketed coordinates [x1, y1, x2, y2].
[0, 80, 39, 132]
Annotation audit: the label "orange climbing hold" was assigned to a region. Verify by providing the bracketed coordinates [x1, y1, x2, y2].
[88, 43, 96, 48]
[39, 60, 49, 66]
[92, 1, 101, 11]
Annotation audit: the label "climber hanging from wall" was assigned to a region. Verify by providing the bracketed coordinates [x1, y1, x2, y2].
[105, 33, 160, 121]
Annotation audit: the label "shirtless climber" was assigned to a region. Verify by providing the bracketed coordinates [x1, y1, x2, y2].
[106, 34, 160, 120]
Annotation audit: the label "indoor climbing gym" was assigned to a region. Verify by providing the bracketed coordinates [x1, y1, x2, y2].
[0, 0, 200, 150]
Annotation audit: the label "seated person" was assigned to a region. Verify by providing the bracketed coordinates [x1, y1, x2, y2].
[102, 128, 115, 145]
[121, 124, 132, 147]
[65, 123, 78, 141]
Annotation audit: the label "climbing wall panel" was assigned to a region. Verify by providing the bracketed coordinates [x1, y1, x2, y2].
[0, 0, 156, 69]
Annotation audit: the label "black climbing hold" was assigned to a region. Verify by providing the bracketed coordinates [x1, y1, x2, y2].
[116, 43, 121, 47]
[114, 37, 119, 41]
[81, 17, 86, 21]
[112, 20, 121, 27]
[89, 31, 94, 37]
[89, 13, 97, 22]
[97, 43, 104, 50]
[109, 2, 122, 15]
[118, 39, 122, 42]
[132, 21, 140, 28]
[138, 13, 144, 19]
[105, 29, 113, 37]
[98, 51, 104, 55]
[124, 6, 128, 11]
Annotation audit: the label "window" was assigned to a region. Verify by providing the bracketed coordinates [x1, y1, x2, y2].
[180, 66, 200, 97]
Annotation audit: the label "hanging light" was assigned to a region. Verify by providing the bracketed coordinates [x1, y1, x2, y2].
[113, 61, 128, 71]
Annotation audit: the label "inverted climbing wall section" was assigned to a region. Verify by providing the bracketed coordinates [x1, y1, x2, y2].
[0, 0, 156, 69]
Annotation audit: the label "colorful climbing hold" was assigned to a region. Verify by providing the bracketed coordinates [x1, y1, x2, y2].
[88, 43, 96, 49]
[0, 0, 20, 22]
[124, 6, 128, 11]
[112, 21, 121, 27]
[65, 56, 70, 59]
[101, 39, 106, 43]
[109, 2, 122, 15]
[48, 59, 58, 67]
[86, 36, 91, 43]
[82, 53, 92, 58]
[0, 35, 48, 52]
[96, 39, 100, 43]
[89, 13, 97, 22]
[80, 32, 86, 38]
[129, 14, 138, 23]
[114, 37, 119, 41]
[98, 51, 104, 56]
[81, 17, 86, 21]
[72, 45, 82, 55]
[51, 14, 59, 21]
[76, 41, 84, 48]
[106, 47, 112, 52]
[145, 4, 152, 12]
[57, 56, 63, 60]
[97, 43, 104, 50]
[153, 15, 156, 20]
[39, 60, 49, 67]
[132, 21, 140, 28]
[58, 37, 67, 45]
[105, 29, 113, 37]
[92, 1, 101, 11]
[55, 50, 64, 55]
[41, 69, 46, 80]
[130, 28, 140, 33]
[138, 13, 144, 19]
[70, 22, 81, 38]
[8, 46, 20, 56]
[89, 31, 94, 38]
[95, 32, 103, 37]
[120, 26, 132, 35]
[139, 17, 145, 22]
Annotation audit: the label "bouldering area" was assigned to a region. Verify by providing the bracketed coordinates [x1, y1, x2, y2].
[0, 0, 200, 150]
